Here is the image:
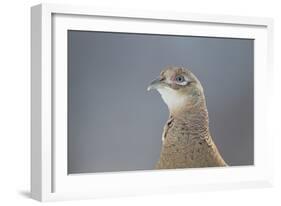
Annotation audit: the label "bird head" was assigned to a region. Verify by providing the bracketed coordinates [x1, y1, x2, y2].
[147, 66, 204, 113]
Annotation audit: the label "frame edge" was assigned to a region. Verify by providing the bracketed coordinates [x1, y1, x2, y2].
[31, 4, 43, 202]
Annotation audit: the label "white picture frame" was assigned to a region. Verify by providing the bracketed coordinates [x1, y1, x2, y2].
[31, 3, 274, 202]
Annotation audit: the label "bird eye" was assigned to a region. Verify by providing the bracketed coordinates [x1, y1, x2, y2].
[175, 75, 185, 83]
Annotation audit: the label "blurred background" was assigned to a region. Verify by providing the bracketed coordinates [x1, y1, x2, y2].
[68, 30, 254, 174]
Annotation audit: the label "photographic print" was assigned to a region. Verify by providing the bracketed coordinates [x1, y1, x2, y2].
[31, 5, 273, 201]
[67, 31, 254, 174]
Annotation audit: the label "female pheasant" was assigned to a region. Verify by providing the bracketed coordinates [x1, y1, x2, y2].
[148, 66, 227, 169]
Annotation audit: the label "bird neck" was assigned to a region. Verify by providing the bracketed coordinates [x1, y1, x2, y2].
[170, 97, 210, 135]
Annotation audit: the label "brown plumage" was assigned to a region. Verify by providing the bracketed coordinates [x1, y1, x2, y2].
[148, 66, 227, 169]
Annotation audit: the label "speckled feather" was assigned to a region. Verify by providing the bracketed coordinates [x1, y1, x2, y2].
[156, 99, 227, 169]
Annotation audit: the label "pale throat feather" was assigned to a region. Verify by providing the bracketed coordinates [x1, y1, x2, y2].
[157, 87, 190, 112]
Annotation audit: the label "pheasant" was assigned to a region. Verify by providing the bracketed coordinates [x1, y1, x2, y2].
[147, 66, 227, 169]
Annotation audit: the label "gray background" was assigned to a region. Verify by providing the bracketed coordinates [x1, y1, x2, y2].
[68, 30, 254, 174]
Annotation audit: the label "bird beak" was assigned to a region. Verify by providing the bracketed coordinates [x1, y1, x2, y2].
[147, 77, 163, 91]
